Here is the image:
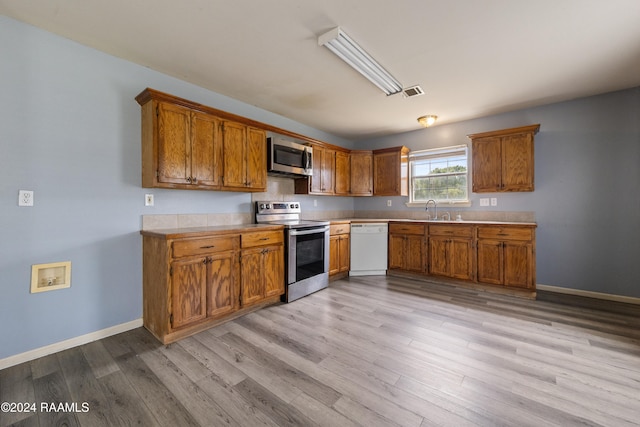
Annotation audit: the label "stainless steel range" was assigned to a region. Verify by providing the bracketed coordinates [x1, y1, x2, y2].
[255, 201, 330, 302]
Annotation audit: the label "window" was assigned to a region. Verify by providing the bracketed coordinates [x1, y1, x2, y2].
[409, 145, 469, 204]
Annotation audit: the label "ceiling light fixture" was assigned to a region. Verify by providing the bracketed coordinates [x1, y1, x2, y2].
[417, 115, 438, 127]
[318, 27, 403, 96]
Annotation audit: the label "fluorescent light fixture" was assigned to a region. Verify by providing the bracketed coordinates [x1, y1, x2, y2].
[318, 27, 403, 96]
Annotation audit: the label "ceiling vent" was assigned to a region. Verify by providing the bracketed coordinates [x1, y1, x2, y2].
[403, 85, 424, 98]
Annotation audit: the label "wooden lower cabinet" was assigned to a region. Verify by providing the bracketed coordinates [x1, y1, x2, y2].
[388, 221, 536, 293]
[240, 230, 285, 307]
[388, 223, 425, 273]
[141, 226, 284, 344]
[476, 226, 535, 289]
[329, 222, 350, 279]
[428, 225, 474, 281]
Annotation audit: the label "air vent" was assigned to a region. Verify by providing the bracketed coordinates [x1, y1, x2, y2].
[403, 85, 424, 98]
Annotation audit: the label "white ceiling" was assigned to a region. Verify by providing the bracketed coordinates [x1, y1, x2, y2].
[2, 0, 640, 141]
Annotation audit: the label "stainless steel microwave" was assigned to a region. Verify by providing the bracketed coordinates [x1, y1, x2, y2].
[267, 137, 313, 177]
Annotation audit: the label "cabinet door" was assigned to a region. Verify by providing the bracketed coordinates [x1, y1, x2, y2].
[264, 245, 285, 298]
[321, 148, 335, 193]
[335, 152, 351, 195]
[170, 257, 207, 329]
[374, 151, 399, 196]
[240, 247, 264, 306]
[246, 127, 267, 190]
[157, 102, 192, 185]
[388, 234, 406, 270]
[476, 239, 503, 285]
[502, 133, 534, 191]
[503, 241, 533, 288]
[450, 238, 474, 280]
[221, 121, 247, 189]
[191, 112, 221, 187]
[428, 236, 449, 277]
[338, 235, 350, 273]
[405, 235, 425, 273]
[350, 151, 373, 195]
[310, 146, 324, 193]
[329, 235, 340, 275]
[207, 251, 238, 319]
[472, 137, 501, 192]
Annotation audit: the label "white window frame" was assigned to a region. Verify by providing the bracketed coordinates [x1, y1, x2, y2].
[406, 144, 471, 207]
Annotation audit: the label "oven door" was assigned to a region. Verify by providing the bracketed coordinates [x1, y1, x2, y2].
[287, 226, 330, 284]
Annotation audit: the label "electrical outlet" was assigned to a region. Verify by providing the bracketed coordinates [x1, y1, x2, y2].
[145, 194, 154, 206]
[313, 199, 317, 207]
[479, 198, 490, 207]
[18, 190, 34, 206]
[490, 197, 498, 206]
[387, 200, 392, 207]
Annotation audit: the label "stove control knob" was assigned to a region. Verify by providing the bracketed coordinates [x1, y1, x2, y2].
[290, 203, 295, 209]
[266, 204, 271, 209]
[259, 203, 265, 210]
[294, 203, 299, 208]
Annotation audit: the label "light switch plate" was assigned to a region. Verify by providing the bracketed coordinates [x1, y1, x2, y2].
[490, 197, 498, 206]
[479, 198, 489, 207]
[387, 200, 392, 207]
[19, 190, 34, 206]
[145, 194, 154, 206]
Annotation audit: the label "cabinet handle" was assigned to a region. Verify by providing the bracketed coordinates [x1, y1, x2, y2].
[259, 237, 270, 241]
[192, 177, 198, 183]
[200, 245, 215, 249]
[202, 258, 208, 264]
[186, 177, 192, 183]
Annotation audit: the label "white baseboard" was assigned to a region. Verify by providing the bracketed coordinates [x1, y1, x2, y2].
[537, 284, 640, 305]
[0, 318, 143, 371]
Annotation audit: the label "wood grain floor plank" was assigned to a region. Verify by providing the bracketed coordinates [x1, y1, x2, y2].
[97, 370, 158, 426]
[0, 362, 35, 427]
[138, 341, 240, 427]
[232, 377, 318, 427]
[177, 336, 248, 386]
[110, 349, 199, 427]
[218, 332, 342, 406]
[57, 347, 119, 427]
[80, 340, 119, 379]
[32, 371, 79, 427]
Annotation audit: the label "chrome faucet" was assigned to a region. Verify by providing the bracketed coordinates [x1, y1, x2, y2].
[440, 211, 451, 221]
[425, 199, 437, 220]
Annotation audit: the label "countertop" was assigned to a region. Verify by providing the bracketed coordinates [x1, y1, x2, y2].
[140, 223, 284, 239]
[339, 218, 537, 226]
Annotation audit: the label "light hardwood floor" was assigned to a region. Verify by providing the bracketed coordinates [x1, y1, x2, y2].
[2, 275, 640, 426]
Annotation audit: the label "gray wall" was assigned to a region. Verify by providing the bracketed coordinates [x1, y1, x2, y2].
[0, 16, 350, 360]
[356, 88, 640, 298]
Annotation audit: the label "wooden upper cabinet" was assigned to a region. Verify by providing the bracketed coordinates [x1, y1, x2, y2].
[137, 88, 266, 193]
[373, 146, 409, 196]
[191, 111, 222, 187]
[154, 102, 222, 188]
[469, 124, 539, 192]
[335, 151, 351, 195]
[350, 150, 373, 196]
[220, 121, 267, 192]
[296, 144, 336, 195]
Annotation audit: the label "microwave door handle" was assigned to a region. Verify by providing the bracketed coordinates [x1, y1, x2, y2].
[305, 148, 312, 170]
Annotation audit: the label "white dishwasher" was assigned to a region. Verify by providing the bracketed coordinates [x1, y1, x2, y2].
[349, 222, 388, 276]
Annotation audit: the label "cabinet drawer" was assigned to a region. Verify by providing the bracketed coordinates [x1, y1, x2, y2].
[330, 224, 351, 235]
[172, 236, 238, 258]
[477, 226, 533, 241]
[242, 230, 284, 248]
[429, 224, 473, 238]
[389, 223, 425, 235]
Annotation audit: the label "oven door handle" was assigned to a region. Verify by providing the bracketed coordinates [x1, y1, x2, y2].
[289, 226, 330, 236]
